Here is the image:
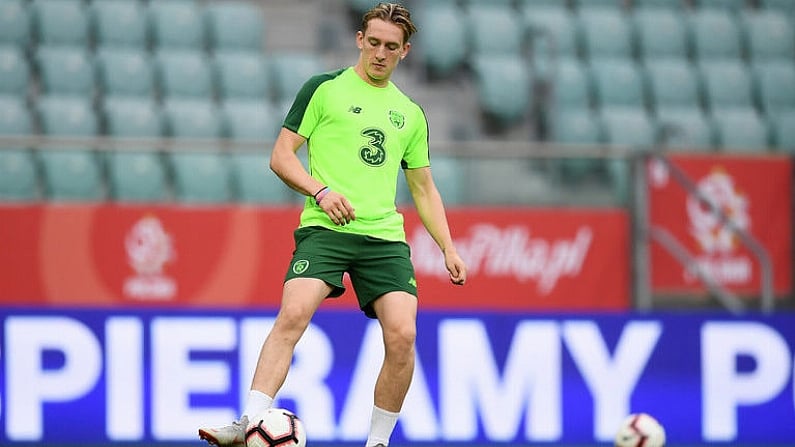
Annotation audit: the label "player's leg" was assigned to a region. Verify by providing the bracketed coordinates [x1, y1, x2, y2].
[367, 290, 418, 447]
[198, 278, 331, 447]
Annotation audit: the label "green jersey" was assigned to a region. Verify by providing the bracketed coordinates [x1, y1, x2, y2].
[283, 67, 430, 242]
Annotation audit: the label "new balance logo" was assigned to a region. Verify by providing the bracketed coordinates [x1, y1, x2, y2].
[349, 106, 362, 114]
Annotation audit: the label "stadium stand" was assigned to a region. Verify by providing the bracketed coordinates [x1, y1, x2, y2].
[0, 45, 29, 99]
[0, 0, 31, 47]
[38, 149, 104, 201]
[0, 148, 39, 201]
[89, 0, 149, 49]
[167, 150, 231, 204]
[107, 150, 170, 202]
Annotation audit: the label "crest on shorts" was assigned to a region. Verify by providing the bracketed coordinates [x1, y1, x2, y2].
[292, 259, 309, 274]
[388, 110, 405, 129]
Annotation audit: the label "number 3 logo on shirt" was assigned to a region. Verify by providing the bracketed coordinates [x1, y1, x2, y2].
[359, 128, 387, 167]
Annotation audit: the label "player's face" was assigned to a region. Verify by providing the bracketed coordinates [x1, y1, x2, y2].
[356, 18, 410, 87]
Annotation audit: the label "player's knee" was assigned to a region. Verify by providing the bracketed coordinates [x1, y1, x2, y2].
[383, 323, 416, 357]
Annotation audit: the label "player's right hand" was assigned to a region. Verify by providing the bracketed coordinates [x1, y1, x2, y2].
[318, 190, 356, 226]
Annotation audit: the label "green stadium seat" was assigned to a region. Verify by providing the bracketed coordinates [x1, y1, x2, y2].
[644, 58, 701, 110]
[0, 0, 31, 47]
[470, 55, 532, 127]
[632, 8, 689, 60]
[655, 106, 716, 150]
[0, 148, 39, 201]
[769, 110, 795, 152]
[571, 0, 625, 8]
[0, 96, 33, 135]
[429, 155, 465, 205]
[168, 151, 231, 203]
[229, 151, 290, 204]
[38, 149, 104, 201]
[89, 0, 149, 49]
[32, 0, 89, 47]
[577, 8, 633, 60]
[711, 108, 771, 152]
[517, 0, 569, 7]
[600, 106, 657, 148]
[155, 49, 214, 99]
[149, 0, 206, 49]
[758, 0, 795, 13]
[102, 97, 164, 138]
[523, 6, 579, 59]
[549, 57, 593, 110]
[739, 10, 795, 62]
[35, 46, 95, 97]
[213, 51, 271, 100]
[697, 0, 747, 11]
[548, 107, 604, 145]
[0, 46, 29, 98]
[107, 151, 169, 202]
[36, 96, 98, 136]
[162, 98, 222, 139]
[270, 53, 326, 102]
[205, 1, 264, 51]
[687, 9, 743, 60]
[590, 58, 646, 108]
[752, 60, 795, 116]
[415, 3, 467, 79]
[95, 48, 155, 99]
[698, 59, 754, 111]
[221, 99, 282, 142]
[466, 5, 524, 56]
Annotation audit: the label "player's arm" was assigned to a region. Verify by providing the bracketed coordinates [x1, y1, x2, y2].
[404, 166, 466, 285]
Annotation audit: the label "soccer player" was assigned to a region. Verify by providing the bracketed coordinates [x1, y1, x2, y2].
[199, 3, 467, 446]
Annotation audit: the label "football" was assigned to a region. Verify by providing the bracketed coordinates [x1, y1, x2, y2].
[614, 412, 666, 447]
[246, 408, 306, 447]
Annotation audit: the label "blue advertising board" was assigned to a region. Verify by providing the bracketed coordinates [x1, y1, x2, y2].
[0, 309, 793, 445]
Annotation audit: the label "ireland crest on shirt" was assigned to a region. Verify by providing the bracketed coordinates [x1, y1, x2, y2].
[389, 110, 405, 129]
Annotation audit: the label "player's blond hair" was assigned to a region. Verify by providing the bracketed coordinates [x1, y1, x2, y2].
[361, 3, 417, 44]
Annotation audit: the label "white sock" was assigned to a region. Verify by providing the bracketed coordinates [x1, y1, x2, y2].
[242, 390, 274, 420]
[365, 406, 399, 447]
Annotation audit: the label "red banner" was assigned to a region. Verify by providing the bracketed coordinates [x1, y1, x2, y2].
[648, 154, 792, 296]
[0, 205, 629, 310]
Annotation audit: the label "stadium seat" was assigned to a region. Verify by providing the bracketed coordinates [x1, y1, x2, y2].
[711, 108, 771, 152]
[0, 0, 31, 47]
[102, 97, 164, 138]
[162, 98, 222, 139]
[270, 53, 326, 102]
[205, 1, 264, 51]
[577, 8, 633, 60]
[758, 0, 795, 13]
[213, 51, 271, 100]
[570, 0, 625, 8]
[769, 110, 795, 152]
[149, 0, 206, 49]
[221, 99, 282, 142]
[590, 58, 646, 109]
[154, 49, 214, 99]
[38, 149, 104, 201]
[523, 6, 579, 59]
[698, 59, 754, 111]
[752, 60, 795, 116]
[415, 3, 467, 79]
[167, 151, 232, 203]
[35, 46, 95, 97]
[632, 8, 689, 60]
[600, 106, 657, 148]
[229, 151, 290, 204]
[31, 0, 89, 47]
[0, 148, 39, 201]
[644, 58, 701, 110]
[429, 155, 465, 205]
[548, 107, 604, 145]
[697, 0, 747, 11]
[36, 96, 98, 136]
[0, 46, 29, 98]
[107, 150, 169, 202]
[739, 10, 795, 62]
[470, 55, 532, 127]
[466, 5, 524, 56]
[632, 0, 687, 9]
[95, 48, 155, 99]
[0, 96, 33, 135]
[89, 0, 149, 49]
[655, 106, 716, 150]
[548, 57, 593, 110]
[687, 9, 743, 60]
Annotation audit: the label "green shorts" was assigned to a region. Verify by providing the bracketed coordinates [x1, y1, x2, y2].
[284, 226, 418, 318]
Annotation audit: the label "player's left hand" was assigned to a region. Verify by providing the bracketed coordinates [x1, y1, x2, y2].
[444, 248, 466, 286]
